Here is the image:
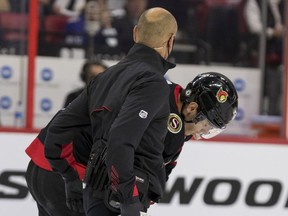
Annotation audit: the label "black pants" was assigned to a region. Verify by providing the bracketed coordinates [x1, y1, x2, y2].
[83, 185, 120, 216]
[25, 160, 85, 216]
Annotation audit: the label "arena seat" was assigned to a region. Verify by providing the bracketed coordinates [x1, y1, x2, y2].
[43, 15, 68, 44]
[0, 12, 28, 41]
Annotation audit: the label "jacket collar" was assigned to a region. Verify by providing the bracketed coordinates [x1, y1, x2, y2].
[126, 43, 176, 75]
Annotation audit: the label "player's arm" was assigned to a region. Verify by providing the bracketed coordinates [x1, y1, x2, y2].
[165, 149, 182, 181]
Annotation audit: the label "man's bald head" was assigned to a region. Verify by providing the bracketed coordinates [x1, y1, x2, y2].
[134, 7, 178, 48]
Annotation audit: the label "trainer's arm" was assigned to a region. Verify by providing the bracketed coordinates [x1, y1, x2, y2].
[106, 76, 169, 203]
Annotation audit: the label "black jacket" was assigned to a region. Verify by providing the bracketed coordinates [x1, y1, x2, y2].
[44, 43, 175, 203]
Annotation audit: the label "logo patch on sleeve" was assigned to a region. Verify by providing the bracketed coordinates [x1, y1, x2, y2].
[139, 110, 148, 119]
[167, 113, 182, 134]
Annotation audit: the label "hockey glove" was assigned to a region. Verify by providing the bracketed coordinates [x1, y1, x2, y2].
[64, 178, 84, 213]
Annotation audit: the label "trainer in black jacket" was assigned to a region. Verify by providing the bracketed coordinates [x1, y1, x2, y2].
[44, 7, 178, 216]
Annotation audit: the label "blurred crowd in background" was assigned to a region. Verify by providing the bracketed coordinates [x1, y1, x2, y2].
[0, 0, 284, 65]
[0, 0, 285, 116]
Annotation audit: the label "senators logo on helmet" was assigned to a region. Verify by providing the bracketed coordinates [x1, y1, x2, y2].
[216, 87, 228, 103]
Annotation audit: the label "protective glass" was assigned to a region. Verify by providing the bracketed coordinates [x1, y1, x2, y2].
[194, 112, 226, 139]
[201, 126, 225, 139]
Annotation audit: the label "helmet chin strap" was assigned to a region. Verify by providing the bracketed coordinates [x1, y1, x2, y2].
[182, 116, 196, 124]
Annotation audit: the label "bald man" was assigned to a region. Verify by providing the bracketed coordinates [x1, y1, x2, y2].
[43, 7, 177, 216]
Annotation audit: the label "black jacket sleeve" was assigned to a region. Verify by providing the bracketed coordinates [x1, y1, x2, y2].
[106, 77, 169, 203]
[44, 88, 90, 180]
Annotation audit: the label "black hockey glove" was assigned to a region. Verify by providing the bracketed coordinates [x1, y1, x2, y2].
[64, 178, 84, 213]
[120, 202, 144, 216]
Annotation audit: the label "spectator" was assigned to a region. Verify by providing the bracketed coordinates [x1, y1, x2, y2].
[93, 9, 121, 57]
[53, 0, 85, 18]
[64, 13, 86, 47]
[112, 0, 148, 54]
[64, 0, 102, 48]
[244, 0, 284, 115]
[84, 0, 102, 36]
[64, 60, 108, 107]
[63, 0, 120, 58]
[82, 0, 121, 57]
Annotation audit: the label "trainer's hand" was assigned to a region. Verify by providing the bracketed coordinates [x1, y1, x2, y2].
[64, 178, 84, 213]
